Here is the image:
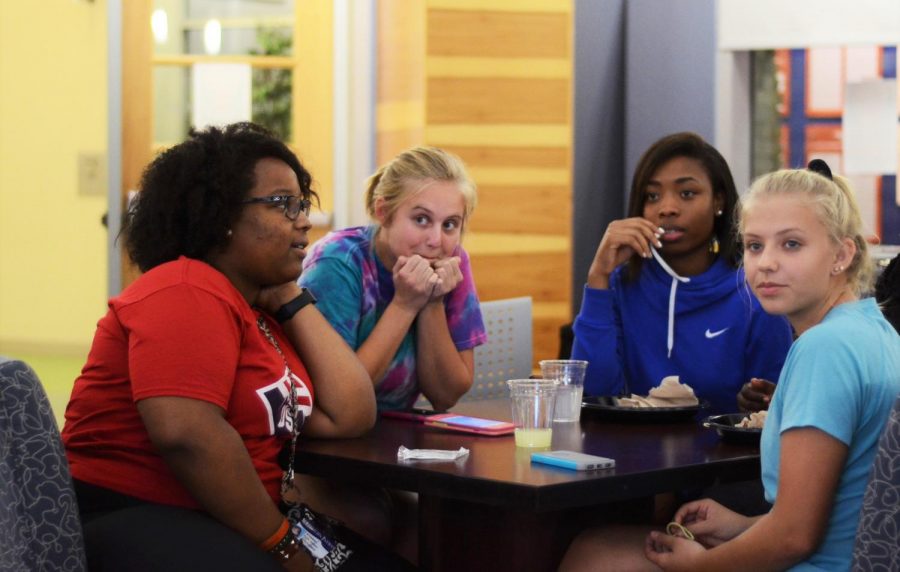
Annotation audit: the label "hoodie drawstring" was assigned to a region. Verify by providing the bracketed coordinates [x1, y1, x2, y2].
[651, 248, 690, 358]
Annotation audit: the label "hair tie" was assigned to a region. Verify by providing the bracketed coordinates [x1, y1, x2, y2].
[666, 522, 695, 541]
[807, 159, 833, 181]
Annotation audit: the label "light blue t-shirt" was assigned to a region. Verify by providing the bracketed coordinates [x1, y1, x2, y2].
[761, 298, 900, 571]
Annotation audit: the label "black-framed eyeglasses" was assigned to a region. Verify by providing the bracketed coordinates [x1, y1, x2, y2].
[241, 195, 312, 221]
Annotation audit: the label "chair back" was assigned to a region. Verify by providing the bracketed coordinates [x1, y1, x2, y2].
[851, 393, 900, 571]
[462, 296, 533, 402]
[0, 357, 86, 571]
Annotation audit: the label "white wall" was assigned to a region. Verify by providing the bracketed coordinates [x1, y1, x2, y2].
[718, 0, 900, 50]
[715, 0, 900, 190]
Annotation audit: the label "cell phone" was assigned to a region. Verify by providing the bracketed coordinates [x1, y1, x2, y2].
[423, 414, 516, 436]
[381, 408, 443, 422]
[530, 450, 616, 471]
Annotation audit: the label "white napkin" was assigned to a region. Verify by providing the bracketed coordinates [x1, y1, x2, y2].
[397, 445, 470, 461]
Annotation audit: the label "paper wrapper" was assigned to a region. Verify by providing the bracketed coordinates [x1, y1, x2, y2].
[397, 446, 470, 461]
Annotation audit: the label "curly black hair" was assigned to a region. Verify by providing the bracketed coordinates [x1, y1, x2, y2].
[624, 132, 740, 282]
[875, 254, 900, 334]
[122, 122, 316, 272]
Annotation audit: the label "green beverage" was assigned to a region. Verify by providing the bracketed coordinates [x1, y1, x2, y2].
[514, 427, 553, 448]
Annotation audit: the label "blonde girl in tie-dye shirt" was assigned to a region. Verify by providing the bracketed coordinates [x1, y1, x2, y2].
[300, 147, 486, 411]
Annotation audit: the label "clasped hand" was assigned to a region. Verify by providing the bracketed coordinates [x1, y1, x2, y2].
[644, 498, 752, 570]
[392, 255, 462, 312]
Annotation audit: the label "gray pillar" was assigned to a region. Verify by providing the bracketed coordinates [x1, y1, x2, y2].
[572, 0, 627, 316]
[624, 0, 717, 183]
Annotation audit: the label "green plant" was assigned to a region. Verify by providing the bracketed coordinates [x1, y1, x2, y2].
[751, 50, 783, 178]
[250, 28, 292, 141]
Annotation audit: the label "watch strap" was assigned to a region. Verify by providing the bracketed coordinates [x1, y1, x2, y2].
[274, 289, 317, 323]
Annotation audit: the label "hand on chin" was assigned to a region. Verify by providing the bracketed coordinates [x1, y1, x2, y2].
[256, 279, 303, 315]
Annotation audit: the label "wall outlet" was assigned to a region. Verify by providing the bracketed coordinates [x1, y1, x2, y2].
[78, 152, 107, 197]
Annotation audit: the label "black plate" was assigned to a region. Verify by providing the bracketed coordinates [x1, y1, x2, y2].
[581, 396, 703, 423]
[702, 413, 763, 445]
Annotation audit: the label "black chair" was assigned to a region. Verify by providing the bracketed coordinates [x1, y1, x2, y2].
[852, 393, 900, 571]
[874, 253, 900, 334]
[0, 357, 86, 571]
[558, 322, 574, 360]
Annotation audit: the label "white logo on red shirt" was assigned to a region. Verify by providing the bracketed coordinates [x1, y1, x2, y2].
[256, 366, 313, 436]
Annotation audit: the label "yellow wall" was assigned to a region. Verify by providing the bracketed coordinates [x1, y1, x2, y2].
[294, 1, 334, 214]
[0, 0, 108, 356]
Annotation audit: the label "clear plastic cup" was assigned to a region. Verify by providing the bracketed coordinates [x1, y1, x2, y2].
[539, 359, 588, 422]
[507, 379, 559, 447]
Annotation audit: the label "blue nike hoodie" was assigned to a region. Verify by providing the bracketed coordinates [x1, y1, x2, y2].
[572, 255, 793, 414]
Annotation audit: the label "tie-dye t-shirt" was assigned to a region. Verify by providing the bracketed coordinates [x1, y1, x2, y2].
[299, 225, 487, 410]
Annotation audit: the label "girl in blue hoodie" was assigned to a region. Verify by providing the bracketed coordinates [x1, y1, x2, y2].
[572, 133, 793, 414]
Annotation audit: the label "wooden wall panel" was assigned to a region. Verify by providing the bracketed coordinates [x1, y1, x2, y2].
[470, 253, 569, 303]
[534, 315, 565, 362]
[534, 299, 569, 363]
[442, 145, 569, 169]
[428, 10, 569, 59]
[377, 0, 426, 102]
[121, 0, 154, 286]
[377, 0, 425, 165]
[427, 78, 568, 124]
[376, 129, 426, 169]
[378, 1, 573, 365]
[468, 184, 569, 235]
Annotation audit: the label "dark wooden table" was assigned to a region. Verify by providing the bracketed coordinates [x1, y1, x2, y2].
[295, 400, 760, 571]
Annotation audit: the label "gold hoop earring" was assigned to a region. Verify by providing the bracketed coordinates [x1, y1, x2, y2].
[709, 236, 720, 254]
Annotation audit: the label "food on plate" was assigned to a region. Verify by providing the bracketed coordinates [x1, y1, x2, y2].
[617, 376, 699, 408]
[737, 410, 767, 429]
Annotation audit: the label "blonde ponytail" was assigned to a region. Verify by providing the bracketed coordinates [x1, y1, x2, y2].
[742, 168, 874, 295]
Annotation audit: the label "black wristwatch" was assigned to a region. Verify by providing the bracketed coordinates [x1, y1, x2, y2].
[274, 289, 317, 323]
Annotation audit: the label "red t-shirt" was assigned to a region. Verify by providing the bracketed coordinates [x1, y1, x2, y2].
[62, 257, 314, 507]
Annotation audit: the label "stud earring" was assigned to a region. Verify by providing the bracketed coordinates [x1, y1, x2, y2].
[832, 265, 844, 274]
[226, 229, 233, 238]
[715, 210, 723, 217]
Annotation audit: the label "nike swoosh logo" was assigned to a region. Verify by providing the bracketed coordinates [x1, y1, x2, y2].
[705, 328, 728, 339]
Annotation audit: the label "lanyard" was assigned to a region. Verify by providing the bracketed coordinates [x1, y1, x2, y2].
[256, 316, 300, 496]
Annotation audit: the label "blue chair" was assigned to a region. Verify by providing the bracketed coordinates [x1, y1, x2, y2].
[852, 393, 900, 571]
[0, 357, 85, 571]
